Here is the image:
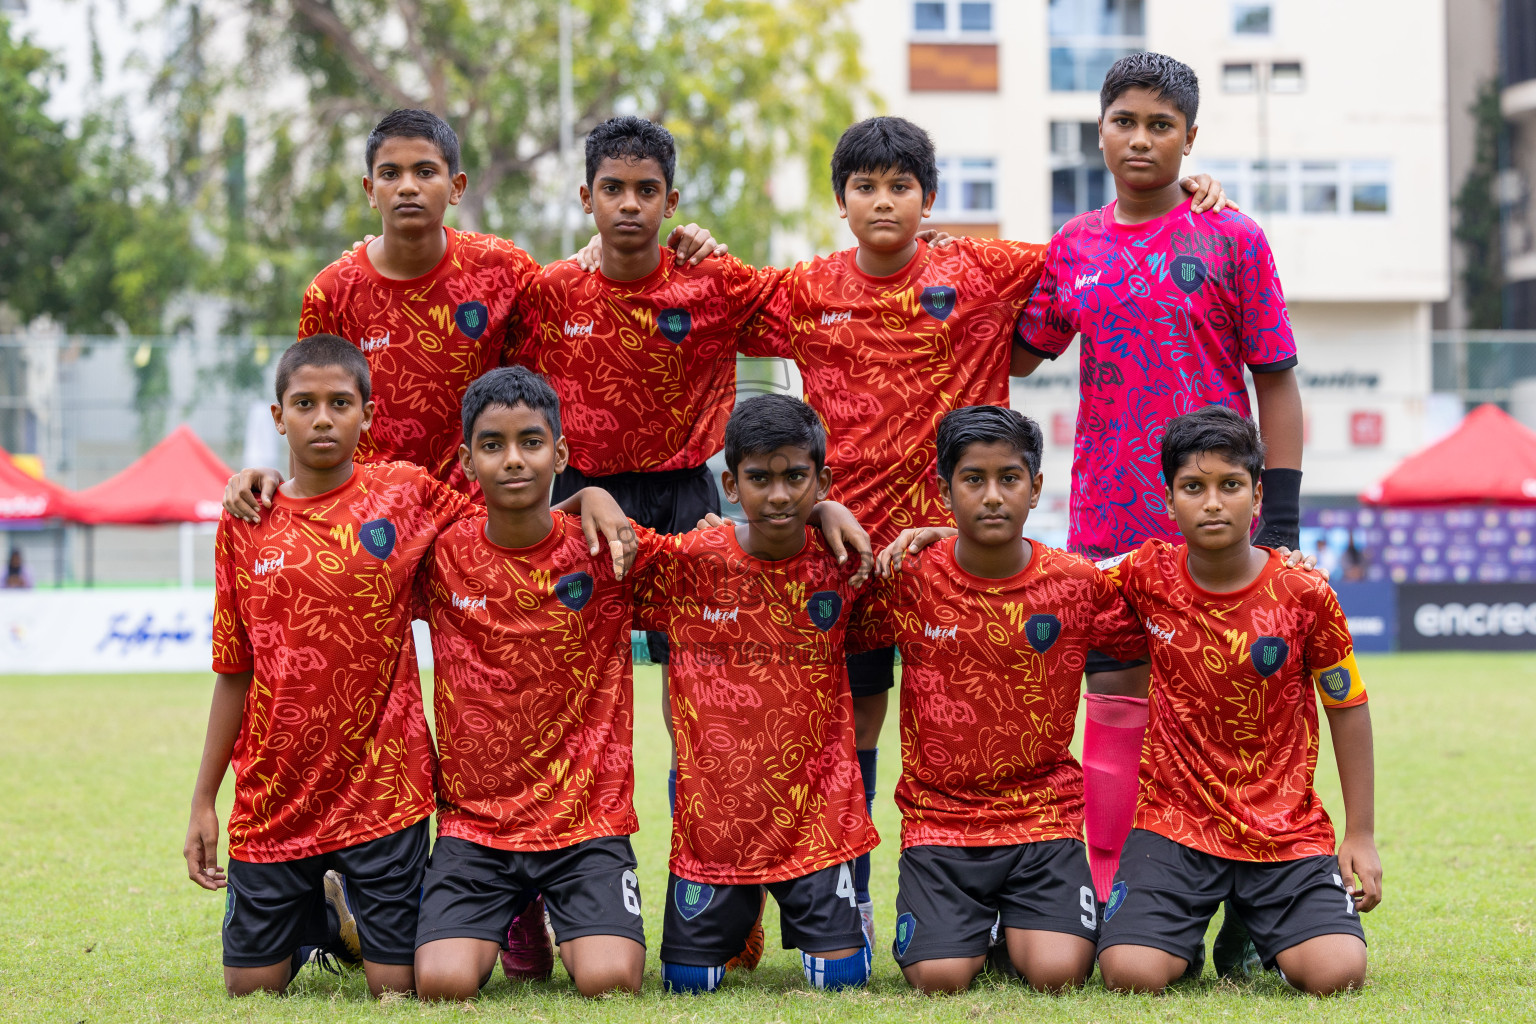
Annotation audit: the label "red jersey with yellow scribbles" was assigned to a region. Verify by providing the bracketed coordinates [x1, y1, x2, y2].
[741, 238, 1046, 548]
[507, 249, 783, 476]
[847, 537, 1146, 850]
[632, 524, 878, 884]
[1102, 539, 1369, 862]
[299, 228, 542, 492]
[422, 511, 666, 852]
[211, 462, 473, 863]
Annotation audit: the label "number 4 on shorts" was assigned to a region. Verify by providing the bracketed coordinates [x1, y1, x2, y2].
[835, 865, 856, 907]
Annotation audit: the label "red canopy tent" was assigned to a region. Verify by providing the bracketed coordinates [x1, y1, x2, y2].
[1362, 404, 1536, 506]
[68, 424, 232, 525]
[0, 448, 74, 521]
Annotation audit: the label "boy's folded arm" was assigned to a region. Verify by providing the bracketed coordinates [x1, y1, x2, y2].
[807, 501, 872, 587]
[1325, 702, 1381, 912]
[223, 468, 284, 524]
[184, 669, 252, 891]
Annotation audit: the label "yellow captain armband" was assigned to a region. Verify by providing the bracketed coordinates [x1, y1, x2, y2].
[1313, 652, 1367, 708]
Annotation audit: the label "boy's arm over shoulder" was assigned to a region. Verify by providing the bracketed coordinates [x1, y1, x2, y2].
[715, 252, 789, 327]
[1012, 233, 1074, 374]
[297, 262, 344, 342]
[961, 235, 1049, 305]
[846, 570, 903, 655]
[739, 259, 806, 359]
[411, 466, 479, 531]
[1077, 553, 1149, 664]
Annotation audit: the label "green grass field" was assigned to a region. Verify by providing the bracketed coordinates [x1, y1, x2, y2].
[1, 653, 1533, 1022]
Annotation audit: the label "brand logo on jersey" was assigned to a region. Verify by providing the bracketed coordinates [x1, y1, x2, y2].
[1251, 636, 1290, 677]
[919, 285, 957, 321]
[1171, 254, 1207, 295]
[1104, 881, 1128, 921]
[1145, 619, 1176, 643]
[1024, 613, 1062, 653]
[819, 309, 851, 325]
[1320, 665, 1352, 701]
[454, 300, 490, 340]
[360, 332, 391, 353]
[555, 571, 593, 611]
[657, 307, 692, 344]
[252, 554, 285, 576]
[452, 593, 488, 612]
[359, 518, 396, 560]
[675, 880, 714, 920]
[923, 622, 958, 641]
[563, 320, 594, 337]
[702, 606, 739, 624]
[1073, 271, 1102, 290]
[894, 913, 916, 956]
[807, 590, 843, 631]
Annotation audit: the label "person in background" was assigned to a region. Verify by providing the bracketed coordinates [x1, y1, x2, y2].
[4, 548, 32, 589]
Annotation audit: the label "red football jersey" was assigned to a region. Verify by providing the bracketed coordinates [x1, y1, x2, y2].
[211, 462, 473, 862]
[848, 538, 1146, 850]
[1102, 540, 1369, 861]
[298, 228, 541, 492]
[507, 249, 783, 476]
[633, 524, 878, 884]
[742, 238, 1046, 547]
[422, 511, 665, 851]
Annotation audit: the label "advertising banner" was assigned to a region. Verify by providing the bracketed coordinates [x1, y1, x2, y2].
[1330, 582, 1396, 654]
[1397, 584, 1536, 651]
[1, 589, 215, 674]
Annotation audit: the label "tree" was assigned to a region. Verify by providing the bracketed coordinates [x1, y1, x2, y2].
[176, 0, 870, 334]
[1453, 78, 1504, 329]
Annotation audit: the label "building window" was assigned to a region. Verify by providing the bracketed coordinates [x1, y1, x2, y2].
[1048, 0, 1145, 93]
[1222, 62, 1256, 93]
[1232, 2, 1272, 35]
[913, 0, 994, 38]
[934, 157, 998, 220]
[1199, 158, 1392, 217]
[1270, 61, 1304, 92]
[1050, 122, 1110, 230]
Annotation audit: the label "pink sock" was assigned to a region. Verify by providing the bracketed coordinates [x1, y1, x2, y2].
[1083, 693, 1149, 902]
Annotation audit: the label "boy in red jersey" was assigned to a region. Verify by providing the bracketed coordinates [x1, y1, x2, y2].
[740, 115, 1228, 941]
[296, 109, 720, 494]
[412, 367, 660, 999]
[847, 406, 1146, 994]
[636, 395, 878, 993]
[1095, 406, 1379, 996]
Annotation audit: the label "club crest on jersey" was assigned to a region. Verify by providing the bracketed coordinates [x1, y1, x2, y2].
[894, 913, 916, 956]
[556, 571, 594, 612]
[1104, 881, 1128, 921]
[1170, 255, 1207, 295]
[454, 300, 490, 340]
[807, 590, 842, 631]
[1320, 665, 1352, 701]
[675, 880, 714, 920]
[919, 285, 957, 321]
[1251, 636, 1290, 677]
[359, 518, 396, 560]
[657, 307, 692, 344]
[1024, 613, 1062, 653]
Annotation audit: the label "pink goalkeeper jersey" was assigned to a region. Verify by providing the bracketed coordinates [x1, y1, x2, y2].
[1016, 199, 1296, 560]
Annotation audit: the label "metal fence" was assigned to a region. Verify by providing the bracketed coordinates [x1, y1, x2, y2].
[1430, 330, 1536, 412]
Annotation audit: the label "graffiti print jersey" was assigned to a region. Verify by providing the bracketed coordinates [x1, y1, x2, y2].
[299, 229, 541, 492]
[744, 238, 1046, 548]
[508, 250, 783, 476]
[423, 511, 665, 851]
[847, 538, 1146, 849]
[211, 463, 473, 862]
[1016, 201, 1297, 559]
[1103, 540, 1368, 861]
[633, 525, 878, 884]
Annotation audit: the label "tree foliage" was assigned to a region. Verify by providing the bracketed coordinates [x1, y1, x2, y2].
[1453, 78, 1504, 330]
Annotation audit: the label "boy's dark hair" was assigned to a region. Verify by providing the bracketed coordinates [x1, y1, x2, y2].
[936, 405, 1044, 482]
[723, 394, 827, 473]
[830, 116, 938, 202]
[585, 115, 677, 190]
[461, 366, 562, 445]
[365, 108, 462, 177]
[275, 335, 370, 404]
[1160, 405, 1265, 486]
[1100, 51, 1200, 127]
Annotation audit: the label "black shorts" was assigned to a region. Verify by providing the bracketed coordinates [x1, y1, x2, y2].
[847, 645, 896, 698]
[553, 463, 720, 666]
[892, 840, 1098, 967]
[223, 819, 429, 968]
[416, 835, 645, 948]
[1098, 829, 1366, 969]
[660, 862, 865, 965]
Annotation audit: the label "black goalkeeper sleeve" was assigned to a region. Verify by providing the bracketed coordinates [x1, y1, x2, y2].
[1254, 467, 1302, 551]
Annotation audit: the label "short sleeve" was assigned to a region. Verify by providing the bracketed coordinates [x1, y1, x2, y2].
[738, 262, 799, 358]
[419, 473, 477, 532]
[969, 237, 1048, 308]
[845, 574, 902, 654]
[1013, 234, 1075, 359]
[1084, 565, 1148, 664]
[718, 255, 788, 330]
[1305, 584, 1368, 708]
[210, 516, 253, 674]
[297, 272, 340, 342]
[631, 533, 685, 633]
[1235, 224, 1298, 372]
